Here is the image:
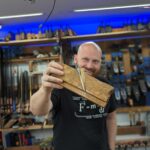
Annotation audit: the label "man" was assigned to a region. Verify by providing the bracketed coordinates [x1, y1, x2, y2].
[30, 41, 117, 150]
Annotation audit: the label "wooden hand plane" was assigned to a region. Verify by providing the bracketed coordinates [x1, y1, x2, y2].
[57, 64, 114, 107]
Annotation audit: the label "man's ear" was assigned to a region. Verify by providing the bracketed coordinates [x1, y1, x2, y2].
[74, 54, 77, 64]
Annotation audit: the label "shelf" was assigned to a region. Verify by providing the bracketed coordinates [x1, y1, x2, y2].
[62, 30, 150, 42]
[116, 135, 150, 145]
[0, 124, 53, 132]
[117, 106, 150, 113]
[0, 38, 57, 46]
[5, 145, 40, 150]
[0, 30, 150, 46]
[6, 56, 59, 63]
[117, 125, 146, 135]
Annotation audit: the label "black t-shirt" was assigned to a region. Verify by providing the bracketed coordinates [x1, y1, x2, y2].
[51, 77, 116, 150]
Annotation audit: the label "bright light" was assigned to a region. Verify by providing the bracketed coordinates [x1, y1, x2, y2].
[0, 25, 2, 29]
[74, 3, 150, 12]
[0, 13, 43, 19]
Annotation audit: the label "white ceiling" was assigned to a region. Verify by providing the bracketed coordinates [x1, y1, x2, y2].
[0, 0, 150, 28]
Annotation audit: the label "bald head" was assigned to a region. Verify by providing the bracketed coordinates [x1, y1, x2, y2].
[78, 41, 102, 56]
[74, 41, 102, 77]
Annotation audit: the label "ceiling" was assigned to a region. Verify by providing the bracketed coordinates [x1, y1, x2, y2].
[0, 0, 150, 29]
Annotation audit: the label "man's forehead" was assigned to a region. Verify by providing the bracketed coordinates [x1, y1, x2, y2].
[79, 44, 102, 54]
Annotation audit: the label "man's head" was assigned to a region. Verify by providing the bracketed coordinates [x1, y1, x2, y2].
[74, 41, 102, 77]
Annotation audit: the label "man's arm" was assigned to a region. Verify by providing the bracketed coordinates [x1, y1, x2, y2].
[30, 61, 64, 116]
[30, 86, 53, 116]
[106, 111, 117, 150]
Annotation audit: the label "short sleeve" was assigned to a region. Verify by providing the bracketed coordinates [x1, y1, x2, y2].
[107, 92, 117, 113]
[51, 89, 61, 113]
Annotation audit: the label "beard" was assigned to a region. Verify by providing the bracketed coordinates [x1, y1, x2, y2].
[84, 68, 98, 77]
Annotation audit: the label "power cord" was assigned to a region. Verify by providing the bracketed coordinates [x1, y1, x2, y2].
[39, 0, 56, 29]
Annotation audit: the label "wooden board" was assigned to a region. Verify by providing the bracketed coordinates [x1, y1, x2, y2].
[5, 146, 40, 150]
[123, 51, 132, 75]
[117, 125, 146, 135]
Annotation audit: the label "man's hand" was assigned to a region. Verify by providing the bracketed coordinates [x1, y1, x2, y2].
[41, 61, 64, 91]
[30, 61, 64, 116]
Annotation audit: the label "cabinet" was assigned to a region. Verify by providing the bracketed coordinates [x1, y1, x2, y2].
[67, 30, 150, 106]
[0, 29, 150, 149]
[0, 38, 59, 149]
[63, 30, 150, 148]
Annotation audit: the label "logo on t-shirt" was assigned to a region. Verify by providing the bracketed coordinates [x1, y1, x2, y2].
[72, 96, 107, 119]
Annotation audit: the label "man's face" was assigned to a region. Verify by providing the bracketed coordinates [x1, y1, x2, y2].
[74, 44, 102, 77]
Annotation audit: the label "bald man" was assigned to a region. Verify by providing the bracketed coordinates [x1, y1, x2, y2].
[30, 41, 117, 150]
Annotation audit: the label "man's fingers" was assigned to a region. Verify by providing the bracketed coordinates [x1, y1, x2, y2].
[41, 61, 64, 90]
[42, 74, 63, 84]
[44, 67, 64, 76]
[44, 61, 64, 76]
[48, 61, 63, 70]
[42, 79, 63, 89]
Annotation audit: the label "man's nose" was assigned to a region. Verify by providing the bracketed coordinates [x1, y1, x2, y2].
[86, 61, 93, 68]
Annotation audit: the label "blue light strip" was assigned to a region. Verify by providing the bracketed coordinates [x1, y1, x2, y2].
[1, 13, 150, 36]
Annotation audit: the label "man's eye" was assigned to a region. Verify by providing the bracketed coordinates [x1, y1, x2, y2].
[93, 60, 100, 64]
[82, 58, 88, 62]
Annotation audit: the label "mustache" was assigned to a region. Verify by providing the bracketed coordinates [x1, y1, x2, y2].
[84, 68, 95, 73]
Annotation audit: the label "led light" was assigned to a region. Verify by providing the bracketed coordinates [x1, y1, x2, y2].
[0, 25, 2, 29]
[0, 13, 43, 19]
[74, 3, 150, 12]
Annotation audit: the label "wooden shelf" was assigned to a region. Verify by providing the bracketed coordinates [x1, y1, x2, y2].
[0, 30, 150, 46]
[6, 56, 59, 63]
[62, 30, 150, 42]
[5, 145, 40, 150]
[1, 124, 53, 132]
[116, 135, 150, 145]
[0, 38, 57, 46]
[117, 106, 150, 113]
[117, 125, 146, 135]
